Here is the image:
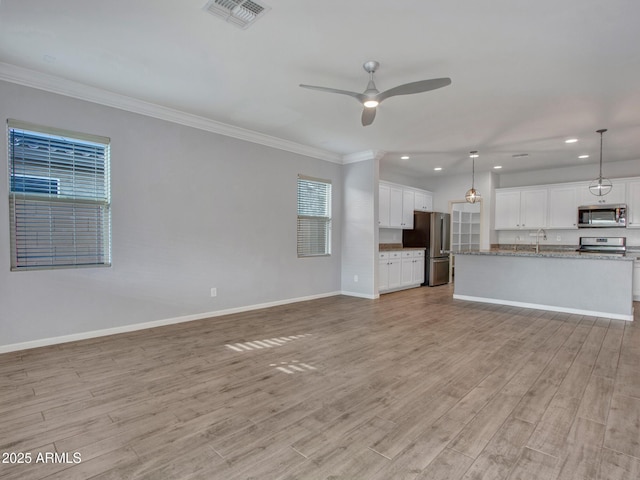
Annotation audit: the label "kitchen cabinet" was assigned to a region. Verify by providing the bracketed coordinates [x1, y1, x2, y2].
[379, 250, 425, 292]
[379, 183, 403, 228]
[401, 250, 425, 286]
[495, 188, 547, 230]
[578, 179, 626, 206]
[379, 251, 402, 291]
[627, 181, 640, 228]
[402, 189, 415, 229]
[379, 182, 432, 229]
[414, 190, 433, 212]
[634, 259, 640, 301]
[379, 183, 390, 227]
[547, 185, 579, 229]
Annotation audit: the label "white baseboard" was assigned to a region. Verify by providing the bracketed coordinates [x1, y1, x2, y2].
[0, 291, 342, 354]
[341, 290, 378, 299]
[453, 294, 634, 321]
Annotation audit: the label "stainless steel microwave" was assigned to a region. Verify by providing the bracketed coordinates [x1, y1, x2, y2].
[577, 204, 626, 228]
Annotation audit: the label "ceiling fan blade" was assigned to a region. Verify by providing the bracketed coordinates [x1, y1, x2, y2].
[377, 77, 451, 103]
[362, 107, 376, 126]
[299, 84, 366, 103]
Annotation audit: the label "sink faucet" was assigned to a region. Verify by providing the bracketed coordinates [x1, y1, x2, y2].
[535, 229, 547, 253]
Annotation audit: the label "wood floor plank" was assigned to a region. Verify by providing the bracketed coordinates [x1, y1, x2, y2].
[415, 448, 474, 480]
[460, 416, 536, 480]
[0, 287, 636, 480]
[597, 448, 640, 480]
[554, 416, 605, 480]
[507, 447, 558, 480]
[577, 374, 615, 424]
[604, 393, 640, 459]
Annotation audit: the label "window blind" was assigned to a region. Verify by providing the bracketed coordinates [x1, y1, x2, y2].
[8, 120, 111, 270]
[297, 175, 331, 257]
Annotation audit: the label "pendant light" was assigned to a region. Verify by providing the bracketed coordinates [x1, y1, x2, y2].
[589, 129, 612, 197]
[465, 151, 480, 203]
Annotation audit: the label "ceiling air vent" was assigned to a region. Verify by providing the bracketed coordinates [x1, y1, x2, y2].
[203, 0, 270, 29]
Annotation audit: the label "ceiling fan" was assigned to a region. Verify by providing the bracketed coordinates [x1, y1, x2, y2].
[300, 61, 451, 126]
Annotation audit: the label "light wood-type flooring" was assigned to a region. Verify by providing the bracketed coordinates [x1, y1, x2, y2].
[1, 286, 640, 479]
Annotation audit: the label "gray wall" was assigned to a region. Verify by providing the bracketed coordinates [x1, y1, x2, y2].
[340, 159, 378, 298]
[0, 81, 343, 348]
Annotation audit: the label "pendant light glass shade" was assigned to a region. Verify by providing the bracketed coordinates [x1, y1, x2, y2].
[465, 188, 480, 204]
[589, 129, 612, 197]
[466, 151, 480, 204]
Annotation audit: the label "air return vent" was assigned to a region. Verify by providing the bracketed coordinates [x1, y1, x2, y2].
[203, 0, 270, 29]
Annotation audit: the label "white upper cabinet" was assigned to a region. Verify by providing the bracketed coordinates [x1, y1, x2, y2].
[494, 190, 522, 230]
[379, 182, 433, 229]
[627, 180, 640, 228]
[521, 188, 548, 229]
[389, 185, 403, 228]
[548, 185, 579, 229]
[578, 179, 626, 206]
[495, 188, 547, 230]
[414, 190, 433, 212]
[495, 177, 640, 231]
[379, 183, 391, 227]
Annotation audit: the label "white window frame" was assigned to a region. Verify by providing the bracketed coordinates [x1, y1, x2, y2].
[297, 175, 332, 257]
[7, 119, 111, 270]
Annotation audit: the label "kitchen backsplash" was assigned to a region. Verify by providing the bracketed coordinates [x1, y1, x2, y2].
[496, 227, 640, 248]
[379, 228, 403, 244]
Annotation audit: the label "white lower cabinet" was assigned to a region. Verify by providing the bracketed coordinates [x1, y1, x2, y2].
[379, 250, 425, 293]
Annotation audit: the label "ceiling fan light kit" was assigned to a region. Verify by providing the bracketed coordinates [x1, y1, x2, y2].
[299, 61, 451, 126]
[589, 128, 612, 197]
[465, 151, 481, 204]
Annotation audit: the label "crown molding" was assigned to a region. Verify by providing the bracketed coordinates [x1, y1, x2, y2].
[0, 62, 343, 164]
[342, 149, 386, 164]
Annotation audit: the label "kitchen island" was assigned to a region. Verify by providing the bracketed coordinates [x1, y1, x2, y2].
[453, 250, 634, 320]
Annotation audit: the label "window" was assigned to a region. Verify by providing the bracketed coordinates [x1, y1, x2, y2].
[8, 120, 111, 270]
[297, 175, 331, 257]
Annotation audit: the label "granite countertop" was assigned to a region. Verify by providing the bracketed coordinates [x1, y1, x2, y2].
[379, 243, 425, 251]
[453, 250, 635, 261]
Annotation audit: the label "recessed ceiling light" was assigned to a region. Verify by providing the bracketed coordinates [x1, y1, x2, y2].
[578, 154, 589, 159]
[493, 165, 502, 169]
[565, 138, 578, 144]
[434, 167, 442, 171]
[400, 155, 410, 160]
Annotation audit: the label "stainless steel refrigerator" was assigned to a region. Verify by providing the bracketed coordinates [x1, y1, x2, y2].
[402, 211, 450, 286]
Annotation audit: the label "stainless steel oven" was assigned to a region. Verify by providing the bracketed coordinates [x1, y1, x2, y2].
[577, 204, 626, 228]
[576, 237, 626, 255]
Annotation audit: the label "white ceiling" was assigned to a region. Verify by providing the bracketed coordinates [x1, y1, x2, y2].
[1, 0, 639, 178]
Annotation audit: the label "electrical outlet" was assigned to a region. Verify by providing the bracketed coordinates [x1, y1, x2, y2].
[556, 234, 561, 242]
[354, 274, 359, 283]
[210, 287, 217, 297]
